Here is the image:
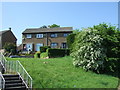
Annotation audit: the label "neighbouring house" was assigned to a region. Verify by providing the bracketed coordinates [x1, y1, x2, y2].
[22, 27, 73, 52]
[0, 28, 17, 49]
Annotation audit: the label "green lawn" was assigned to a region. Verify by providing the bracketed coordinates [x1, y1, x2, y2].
[6, 56, 118, 88]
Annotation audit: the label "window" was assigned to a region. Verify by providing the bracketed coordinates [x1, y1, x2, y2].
[51, 33, 57, 38]
[63, 33, 68, 37]
[26, 34, 32, 38]
[36, 34, 43, 38]
[51, 43, 58, 48]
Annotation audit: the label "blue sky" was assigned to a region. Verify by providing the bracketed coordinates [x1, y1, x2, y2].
[1, 2, 118, 44]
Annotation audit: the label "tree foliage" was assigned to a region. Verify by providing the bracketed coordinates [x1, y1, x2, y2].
[48, 24, 60, 28]
[67, 29, 80, 51]
[93, 23, 120, 58]
[67, 33, 76, 49]
[3, 43, 17, 54]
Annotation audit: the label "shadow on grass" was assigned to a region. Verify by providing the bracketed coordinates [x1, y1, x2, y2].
[96, 58, 120, 88]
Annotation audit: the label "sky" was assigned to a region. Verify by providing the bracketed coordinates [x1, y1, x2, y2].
[0, 2, 118, 45]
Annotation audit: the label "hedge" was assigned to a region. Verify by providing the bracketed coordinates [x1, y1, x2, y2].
[40, 46, 51, 53]
[47, 48, 70, 58]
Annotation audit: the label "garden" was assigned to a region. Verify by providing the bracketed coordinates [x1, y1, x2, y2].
[4, 23, 120, 88]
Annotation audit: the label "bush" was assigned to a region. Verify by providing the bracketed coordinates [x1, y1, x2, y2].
[104, 58, 120, 74]
[47, 48, 70, 58]
[93, 23, 120, 58]
[34, 51, 41, 58]
[67, 33, 76, 49]
[40, 46, 51, 53]
[71, 28, 107, 73]
[40, 52, 48, 59]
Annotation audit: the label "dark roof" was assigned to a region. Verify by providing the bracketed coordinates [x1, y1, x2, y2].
[22, 27, 73, 34]
[0, 30, 17, 40]
[0, 30, 10, 36]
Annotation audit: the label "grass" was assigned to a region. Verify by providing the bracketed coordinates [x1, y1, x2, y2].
[6, 56, 118, 88]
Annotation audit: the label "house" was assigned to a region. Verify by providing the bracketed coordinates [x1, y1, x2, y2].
[0, 28, 17, 49]
[22, 27, 73, 52]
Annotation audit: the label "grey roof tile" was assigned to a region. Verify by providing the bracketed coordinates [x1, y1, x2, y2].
[22, 27, 73, 34]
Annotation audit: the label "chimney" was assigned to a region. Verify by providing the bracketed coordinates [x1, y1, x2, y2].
[9, 27, 11, 30]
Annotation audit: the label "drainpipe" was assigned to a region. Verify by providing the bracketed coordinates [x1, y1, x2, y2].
[46, 33, 48, 46]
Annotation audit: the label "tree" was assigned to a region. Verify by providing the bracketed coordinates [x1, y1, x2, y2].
[93, 23, 120, 74]
[93, 23, 120, 58]
[3, 43, 17, 55]
[71, 28, 106, 73]
[48, 24, 60, 28]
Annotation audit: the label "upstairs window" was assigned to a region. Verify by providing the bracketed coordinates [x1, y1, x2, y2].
[26, 34, 32, 38]
[63, 33, 68, 37]
[36, 34, 43, 38]
[51, 33, 57, 38]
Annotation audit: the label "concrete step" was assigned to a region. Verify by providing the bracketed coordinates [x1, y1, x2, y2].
[4, 77, 20, 80]
[3, 74, 19, 77]
[3, 74, 27, 89]
[3, 74, 20, 80]
[5, 83, 25, 87]
[5, 80, 22, 84]
[5, 86, 26, 90]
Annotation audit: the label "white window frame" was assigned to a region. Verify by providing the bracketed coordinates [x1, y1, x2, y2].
[36, 34, 43, 38]
[51, 33, 57, 38]
[26, 34, 32, 38]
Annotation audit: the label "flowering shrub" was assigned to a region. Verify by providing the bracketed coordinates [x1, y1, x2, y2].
[71, 28, 107, 73]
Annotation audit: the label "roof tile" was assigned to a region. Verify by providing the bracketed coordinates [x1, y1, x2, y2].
[22, 27, 73, 34]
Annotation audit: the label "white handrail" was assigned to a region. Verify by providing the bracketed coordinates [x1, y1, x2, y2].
[0, 72, 5, 89]
[0, 52, 7, 71]
[17, 60, 32, 88]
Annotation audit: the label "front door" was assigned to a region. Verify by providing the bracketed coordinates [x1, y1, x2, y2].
[26, 43, 33, 51]
[61, 43, 67, 48]
[36, 43, 43, 51]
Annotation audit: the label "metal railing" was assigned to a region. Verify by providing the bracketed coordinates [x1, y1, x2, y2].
[0, 72, 5, 89]
[0, 52, 32, 89]
[16, 60, 32, 89]
[0, 52, 7, 72]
